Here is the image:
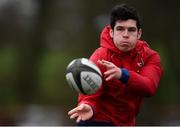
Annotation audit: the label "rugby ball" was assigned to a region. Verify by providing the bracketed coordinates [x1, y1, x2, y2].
[65, 58, 102, 95]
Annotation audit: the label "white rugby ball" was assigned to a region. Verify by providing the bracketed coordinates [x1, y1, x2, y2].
[65, 58, 102, 95]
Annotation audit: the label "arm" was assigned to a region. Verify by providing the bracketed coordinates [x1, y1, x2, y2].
[68, 48, 105, 122]
[127, 53, 163, 97]
[99, 52, 163, 97]
[77, 48, 105, 112]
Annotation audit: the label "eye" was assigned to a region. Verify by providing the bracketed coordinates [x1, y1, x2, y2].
[116, 26, 125, 31]
[128, 27, 137, 32]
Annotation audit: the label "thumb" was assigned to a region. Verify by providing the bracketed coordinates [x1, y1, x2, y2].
[78, 104, 84, 111]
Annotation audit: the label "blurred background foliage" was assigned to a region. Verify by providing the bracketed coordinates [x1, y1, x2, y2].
[0, 0, 180, 125]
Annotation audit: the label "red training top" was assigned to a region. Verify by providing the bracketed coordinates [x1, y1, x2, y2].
[78, 26, 163, 126]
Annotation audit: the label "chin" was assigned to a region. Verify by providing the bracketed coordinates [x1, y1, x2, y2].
[121, 49, 130, 52]
[119, 45, 135, 52]
[119, 47, 131, 52]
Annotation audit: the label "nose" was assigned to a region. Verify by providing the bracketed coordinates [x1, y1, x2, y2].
[123, 29, 129, 37]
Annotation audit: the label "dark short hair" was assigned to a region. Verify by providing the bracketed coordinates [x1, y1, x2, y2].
[110, 4, 141, 30]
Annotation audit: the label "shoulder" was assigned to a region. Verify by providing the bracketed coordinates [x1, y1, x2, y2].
[136, 40, 161, 63]
[89, 47, 109, 72]
[90, 47, 108, 61]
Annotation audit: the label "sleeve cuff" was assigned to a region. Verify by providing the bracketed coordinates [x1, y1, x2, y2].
[119, 68, 130, 84]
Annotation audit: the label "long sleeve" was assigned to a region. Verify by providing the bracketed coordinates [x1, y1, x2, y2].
[127, 52, 163, 97]
[78, 47, 107, 112]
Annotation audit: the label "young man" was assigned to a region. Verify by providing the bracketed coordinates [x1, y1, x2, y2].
[68, 4, 163, 126]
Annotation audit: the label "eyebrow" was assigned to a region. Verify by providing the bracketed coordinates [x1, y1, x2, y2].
[116, 26, 137, 29]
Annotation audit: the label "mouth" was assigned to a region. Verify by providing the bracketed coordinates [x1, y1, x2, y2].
[120, 41, 129, 46]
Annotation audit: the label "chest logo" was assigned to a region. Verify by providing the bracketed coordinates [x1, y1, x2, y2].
[137, 58, 144, 73]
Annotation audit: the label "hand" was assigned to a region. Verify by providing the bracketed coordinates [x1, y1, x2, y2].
[98, 59, 122, 81]
[68, 103, 93, 122]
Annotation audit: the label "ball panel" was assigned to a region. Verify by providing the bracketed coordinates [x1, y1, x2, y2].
[70, 64, 87, 95]
[65, 58, 102, 95]
[80, 71, 102, 94]
[67, 59, 76, 69]
[81, 72, 102, 90]
[66, 59, 79, 74]
[66, 59, 87, 94]
[81, 58, 102, 76]
[66, 73, 81, 93]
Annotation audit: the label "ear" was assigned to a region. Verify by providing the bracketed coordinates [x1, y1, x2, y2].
[109, 28, 113, 38]
[137, 28, 142, 39]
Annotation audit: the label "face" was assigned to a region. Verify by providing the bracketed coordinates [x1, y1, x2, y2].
[110, 19, 142, 52]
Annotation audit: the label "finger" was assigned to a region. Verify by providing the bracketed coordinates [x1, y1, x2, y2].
[69, 104, 85, 115]
[98, 60, 113, 69]
[101, 62, 113, 69]
[98, 60, 114, 71]
[70, 113, 79, 119]
[104, 69, 116, 76]
[77, 104, 84, 111]
[105, 74, 115, 81]
[102, 60, 114, 69]
[98, 60, 107, 67]
[76, 116, 82, 123]
[97, 60, 103, 65]
[98, 59, 111, 65]
[101, 60, 112, 64]
[68, 107, 78, 115]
